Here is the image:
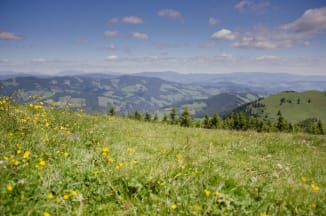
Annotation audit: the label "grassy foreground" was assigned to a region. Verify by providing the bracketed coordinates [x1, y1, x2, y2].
[0, 98, 325, 215]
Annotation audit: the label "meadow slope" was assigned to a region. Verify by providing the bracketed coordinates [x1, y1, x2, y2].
[0, 99, 325, 215]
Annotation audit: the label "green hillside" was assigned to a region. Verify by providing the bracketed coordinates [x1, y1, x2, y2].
[1, 98, 325, 215]
[233, 91, 326, 124]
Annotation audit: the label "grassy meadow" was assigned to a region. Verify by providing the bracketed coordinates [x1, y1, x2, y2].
[0, 97, 325, 215]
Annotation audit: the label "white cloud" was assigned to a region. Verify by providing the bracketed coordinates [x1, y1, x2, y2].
[104, 30, 122, 38]
[256, 55, 282, 61]
[0, 31, 24, 40]
[121, 16, 143, 24]
[234, 0, 270, 12]
[109, 16, 144, 24]
[131, 32, 149, 40]
[281, 7, 326, 35]
[105, 44, 117, 50]
[158, 9, 183, 21]
[211, 29, 237, 40]
[208, 17, 219, 25]
[232, 25, 293, 49]
[105, 55, 120, 61]
[31, 58, 48, 63]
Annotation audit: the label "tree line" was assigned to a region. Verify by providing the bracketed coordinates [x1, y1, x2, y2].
[108, 106, 324, 135]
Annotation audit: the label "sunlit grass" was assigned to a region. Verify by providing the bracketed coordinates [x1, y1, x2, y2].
[0, 97, 325, 215]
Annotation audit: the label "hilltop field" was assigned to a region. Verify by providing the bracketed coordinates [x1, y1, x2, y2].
[0, 98, 325, 215]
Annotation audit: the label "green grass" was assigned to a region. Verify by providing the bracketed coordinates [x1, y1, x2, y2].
[256, 91, 326, 123]
[1, 98, 325, 215]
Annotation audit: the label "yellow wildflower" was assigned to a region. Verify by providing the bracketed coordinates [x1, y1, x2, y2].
[47, 193, 54, 199]
[107, 156, 114, 163]
[204, 189, 211, 197]
[260, 213, 268, 216]
[43, 212, 51, 216]
[63, 194, 69, 200]
[176, 153, 183, 159]
[193, 204, 201, 211]
[17, 149, 22, 154]
[63, 152, 69, 157]
[39, 159, 46, 166]
[215, 191, 221, 196]
[170, 204, 177, 210]
[23, 151, 30, 159]
[311, 203, 317, 209]
[301, 176, 306, 183]
[56, 198, 61, 203]
[102, 147, 110, 155]
[7, 185, 13, 192]
[70, 190, 77, 196]
[311, 183, 320, 191]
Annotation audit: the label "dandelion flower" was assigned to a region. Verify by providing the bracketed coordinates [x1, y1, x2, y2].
[7, 185, 13, 192]
[23, 151, 30, 159]
[301, 176, 306, 183]
[43, 212, 51, 216]
[193, 204, 201, 211]
[70, 190, 77, 196]
[17, 149, 22, 154]
[47, 193, 54, 199]
[56, 198, 61, 203]
[311, 203, 317, 209]
[39, 159, 46, 166]
[107, 156, 114, 163]
[63, 194, 69, 200]
[311, 183, 320, 191]
[63, 152, 69, 157]
[204, 189, 211, 197]
[260, 213, 268, 216]
[170, 204, 177, 210]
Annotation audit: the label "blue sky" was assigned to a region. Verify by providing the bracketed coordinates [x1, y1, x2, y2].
[0, 0, 326, 75]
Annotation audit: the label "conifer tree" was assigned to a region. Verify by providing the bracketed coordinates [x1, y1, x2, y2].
[276, 114, 287, 131]
[317, 120, 324, 134]
[109, 106, 115, 116]
[180, 107, 192, 127]
[203, 114, 211, 129]
[162, 113, 168, 123]
[170, 108, 178, 125]
[144, 112, 152, 122]
[153, 113, 159, 122]
[210, 113, 222, 129]
[134, 111, 143, 121]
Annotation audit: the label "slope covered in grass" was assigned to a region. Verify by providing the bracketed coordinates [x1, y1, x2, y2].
[233, 90, 326, 124]
[0, 98, 325, 215]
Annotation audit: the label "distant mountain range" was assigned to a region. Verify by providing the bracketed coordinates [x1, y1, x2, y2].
[0, 71, 325, 117]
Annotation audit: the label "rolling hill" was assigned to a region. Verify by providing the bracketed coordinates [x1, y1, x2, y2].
[0, 75, 225, 114]
[232, 90, 326, 124]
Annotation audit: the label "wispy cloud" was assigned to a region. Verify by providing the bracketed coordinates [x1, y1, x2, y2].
[208, 17, 219, 25]
[158, 9, 183, 21]
[31, 58, 48, 63]
[104, 44, 117, 50]
[105, 55, 120, 61]
[234, 0, 270, 13]
[0, 31, 24, 40]
[211, 29, 237, 40]
[232, 7, 326, 50]
[109, 16, 144, 24]
[104, 30, 122, 38]
[131, 32, 149, 40]
[281, 7, 326, 35]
